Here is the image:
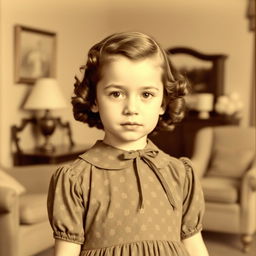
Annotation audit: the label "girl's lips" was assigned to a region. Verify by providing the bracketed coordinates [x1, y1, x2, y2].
[120, 123, 143, 130]
[121, 122, 143, 126]
[121, 123, 143, 130]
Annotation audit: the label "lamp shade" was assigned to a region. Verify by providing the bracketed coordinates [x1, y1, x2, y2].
[24, 78, 67, 110]
[195, 93, 214, 112]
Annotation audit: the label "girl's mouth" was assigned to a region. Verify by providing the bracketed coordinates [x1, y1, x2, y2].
[121, 122, 143, 126]
[120, 122, 143, 130]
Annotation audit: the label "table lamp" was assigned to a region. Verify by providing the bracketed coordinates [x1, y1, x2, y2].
[23, 78, 67, 152]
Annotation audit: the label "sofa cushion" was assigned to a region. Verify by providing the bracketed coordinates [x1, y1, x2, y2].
[20, 194, 48, 224]
[0, 168, 26, 195]
[207, 126, 255, 178]
[201, 177, 240, 203]
[207, 147, 254, 178]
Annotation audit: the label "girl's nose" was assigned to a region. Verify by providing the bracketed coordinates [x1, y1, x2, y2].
[123, 96, 138, 115]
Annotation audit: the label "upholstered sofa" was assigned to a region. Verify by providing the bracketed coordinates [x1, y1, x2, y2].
[191, 125, 256, 252]
[0, 164, 59, 256]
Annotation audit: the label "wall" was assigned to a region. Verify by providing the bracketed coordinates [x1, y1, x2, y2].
[0, 0, 107, 167]
[104, 0, 253, 123]
[0, 0, 253, 167]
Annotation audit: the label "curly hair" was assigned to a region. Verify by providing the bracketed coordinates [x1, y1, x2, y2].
[71, 31, 190, 131]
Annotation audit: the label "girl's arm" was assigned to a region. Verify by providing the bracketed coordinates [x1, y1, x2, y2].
[182, 232, 209, 256]
[54, 239, 81, 256]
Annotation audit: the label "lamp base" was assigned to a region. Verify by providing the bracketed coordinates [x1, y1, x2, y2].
[198, 111, 210, 119]
[37, 110, 57, 152]
[38, 137, 55, 153]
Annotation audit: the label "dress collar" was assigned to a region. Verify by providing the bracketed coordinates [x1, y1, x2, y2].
[79, 139, 176, 210]
[79, 139, 170, 170]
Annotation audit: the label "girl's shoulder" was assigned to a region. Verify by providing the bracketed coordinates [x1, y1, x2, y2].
[148, 140, 193, 176]
[52, 157, 91, 183]
[157, 149, 195, 179]
[53, 141, 102, 178]
[157, 148, 189, 170]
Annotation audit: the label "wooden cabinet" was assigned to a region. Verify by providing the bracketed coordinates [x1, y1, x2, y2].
[149, 112, 239, 158]
[152, 47, 237, 158]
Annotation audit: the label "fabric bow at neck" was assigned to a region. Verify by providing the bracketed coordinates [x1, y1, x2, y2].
[122, 149, 176, 211]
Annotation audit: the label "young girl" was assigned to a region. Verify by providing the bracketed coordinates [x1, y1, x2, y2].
[47, 31, 209, 256]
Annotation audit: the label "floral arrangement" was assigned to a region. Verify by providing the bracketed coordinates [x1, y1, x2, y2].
[215, 92, 243, 118]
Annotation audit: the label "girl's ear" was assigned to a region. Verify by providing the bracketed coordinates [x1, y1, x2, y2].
[159, 104, 166, 115]
[91, 102, 99, 113]
[159, 105, 165, 115]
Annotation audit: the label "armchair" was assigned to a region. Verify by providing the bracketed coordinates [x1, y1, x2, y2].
[0, 164, 58, 256]
[191, 126, 256, 252]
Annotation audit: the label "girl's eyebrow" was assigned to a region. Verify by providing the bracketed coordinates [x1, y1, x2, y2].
[141, 86, 160, 91]
[104, 84, 124, 90]
[104, 84, 160, 91]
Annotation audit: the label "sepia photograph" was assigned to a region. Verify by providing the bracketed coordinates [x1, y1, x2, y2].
[0, 1, 255, 256]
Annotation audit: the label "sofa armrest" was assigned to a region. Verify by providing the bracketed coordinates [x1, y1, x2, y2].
[242, 158, 256, 189]
[0, 187, 19, 256]
[9, 164, 59, 193]
[240, 164, 256, 233]
[245, 161, 256, 190]
[190, 127, 213, 178]
[0, 187, 17, 213]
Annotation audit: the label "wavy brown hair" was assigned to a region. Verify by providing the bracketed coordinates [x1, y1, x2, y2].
[72, 31, 189, 131]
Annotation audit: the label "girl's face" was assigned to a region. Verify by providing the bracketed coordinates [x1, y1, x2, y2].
[92, 54, 165, 150]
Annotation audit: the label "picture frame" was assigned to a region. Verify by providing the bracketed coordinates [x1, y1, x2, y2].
[14, 25, 57, 84]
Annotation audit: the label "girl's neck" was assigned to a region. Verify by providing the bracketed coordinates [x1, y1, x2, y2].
[103, 136, 148, 151]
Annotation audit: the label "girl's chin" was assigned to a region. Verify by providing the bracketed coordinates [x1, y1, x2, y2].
[103, 135, 148, 150]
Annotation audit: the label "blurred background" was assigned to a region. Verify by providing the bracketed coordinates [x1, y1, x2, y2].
[0, 0, 254, 166]
[0, 1, 255, 256]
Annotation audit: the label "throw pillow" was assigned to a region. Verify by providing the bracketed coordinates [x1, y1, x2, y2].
[207, 147, 254, 178]
[0, 168, 26, 195]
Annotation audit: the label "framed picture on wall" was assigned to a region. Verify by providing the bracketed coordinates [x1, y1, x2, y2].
[14, 25, 57, 84]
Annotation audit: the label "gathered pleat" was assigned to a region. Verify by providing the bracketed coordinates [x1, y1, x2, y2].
[81, 240, 190, 256]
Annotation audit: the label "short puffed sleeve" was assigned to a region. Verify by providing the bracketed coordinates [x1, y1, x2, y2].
[47, 161, 90, 244]
[180, 157, 205, 240]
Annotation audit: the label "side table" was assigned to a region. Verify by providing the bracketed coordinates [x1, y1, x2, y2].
[13, 144, 91, 166]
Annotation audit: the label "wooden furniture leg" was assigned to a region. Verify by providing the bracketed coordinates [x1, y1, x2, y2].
[241, 234, 253, 253]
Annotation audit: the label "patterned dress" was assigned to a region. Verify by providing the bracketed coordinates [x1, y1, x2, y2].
[47, 139, 205, 256]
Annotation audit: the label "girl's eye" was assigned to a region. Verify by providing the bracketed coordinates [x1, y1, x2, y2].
[109, 91, 123, 98]
[142, 92, 154, 99]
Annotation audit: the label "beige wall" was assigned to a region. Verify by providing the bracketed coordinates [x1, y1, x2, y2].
[0, 0, 253, 167]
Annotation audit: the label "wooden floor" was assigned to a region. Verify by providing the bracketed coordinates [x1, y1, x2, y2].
[36, 232, 256, 256]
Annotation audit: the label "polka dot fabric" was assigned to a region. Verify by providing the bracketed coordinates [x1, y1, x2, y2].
[47, 140, 205, 256]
